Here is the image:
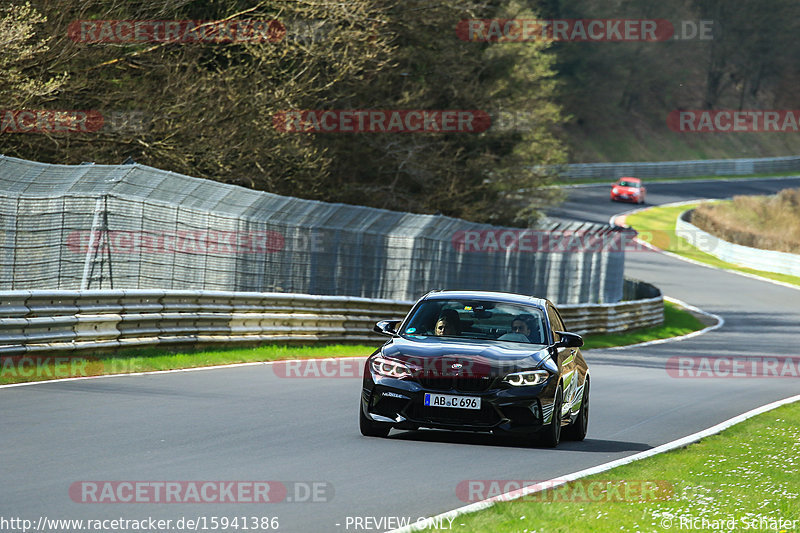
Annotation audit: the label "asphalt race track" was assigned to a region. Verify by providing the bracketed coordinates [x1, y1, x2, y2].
[3, 178, 800, 532]
[547, 176, 800, 224]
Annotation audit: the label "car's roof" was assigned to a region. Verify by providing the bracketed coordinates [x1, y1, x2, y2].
[421, 290, 548, 308]
[618, 176, 641, 182]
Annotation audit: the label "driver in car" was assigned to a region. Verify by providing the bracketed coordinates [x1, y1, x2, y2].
[434, 309, 461, 336]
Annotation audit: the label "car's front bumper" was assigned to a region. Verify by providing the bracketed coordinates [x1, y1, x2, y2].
[361, 375, 556, 434]
[611, 193, 640, 202]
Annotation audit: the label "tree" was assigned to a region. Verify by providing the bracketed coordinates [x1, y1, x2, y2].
[1, 0, 567, 226]
[0, 2, 66, 107]
[316, 0, 567, 225]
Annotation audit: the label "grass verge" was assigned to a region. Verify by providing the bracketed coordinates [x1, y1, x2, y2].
[581, 301, 706, 350]
[625, 202, 800, 288]
[692, 189, 800, 254]
[1, 301, 703, 385]
[448, 401, 800, 532]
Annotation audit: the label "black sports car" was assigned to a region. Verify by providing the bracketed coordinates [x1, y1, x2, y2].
[359, 290, 589, 447]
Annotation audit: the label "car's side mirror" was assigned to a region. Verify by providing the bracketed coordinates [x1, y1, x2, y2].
[374, 320, 401, 336]
[554, 331, 583, 348]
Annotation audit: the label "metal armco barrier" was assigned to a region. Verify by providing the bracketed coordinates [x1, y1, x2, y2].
[676, 210, 800, 277]
[0, 283, 662, 355]
[557, 155, 800, 180]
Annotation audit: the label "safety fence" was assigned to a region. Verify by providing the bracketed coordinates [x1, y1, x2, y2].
[558, 155, 800, 180]
[0, 281, 662, 355]
[0, 156, 626, 304]
[676, 210, 800, 277]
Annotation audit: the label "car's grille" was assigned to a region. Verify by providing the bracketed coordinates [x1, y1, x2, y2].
[417, 376, 452, 391]
[416, 375, 494, 393]
[370, 394, 410, 419]
[407, 402, 500, 427]
[456, 377, 494, 392]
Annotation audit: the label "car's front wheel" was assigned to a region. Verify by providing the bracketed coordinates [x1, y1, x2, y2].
[563, 379, 589, 441]
[359, 404, 391, 437]
[539, 385, 563, 448]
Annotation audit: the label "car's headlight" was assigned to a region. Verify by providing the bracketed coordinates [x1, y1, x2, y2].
[612, 187, 620, 193]
[370, 356, 413, 379]
[503, 370, 551, 387]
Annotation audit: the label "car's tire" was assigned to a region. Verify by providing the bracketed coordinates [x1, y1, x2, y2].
[359, 404, 391, 438]
[539, 385, 563, 448]
[563, 379, 589, 441]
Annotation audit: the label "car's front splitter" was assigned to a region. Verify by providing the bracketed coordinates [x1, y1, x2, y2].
[363, 378, 554, 434]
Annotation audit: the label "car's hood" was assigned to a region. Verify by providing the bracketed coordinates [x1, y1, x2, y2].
[380, 335, 554, 376]
[614, 185, 640, 193]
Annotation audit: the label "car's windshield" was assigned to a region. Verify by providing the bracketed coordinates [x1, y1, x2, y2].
[618, 180, 639, 188]
[402, 299, 547, 344]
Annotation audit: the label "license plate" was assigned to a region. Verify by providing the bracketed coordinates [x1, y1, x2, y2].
[424, 393, 480, 410]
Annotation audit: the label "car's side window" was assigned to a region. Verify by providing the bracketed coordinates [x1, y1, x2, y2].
[546, 304, 564, 343]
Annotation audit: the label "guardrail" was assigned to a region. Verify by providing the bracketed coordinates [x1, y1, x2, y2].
[676, 210, 800, 277]
[0, 284, 663, 355]
[570, 279, 663, 335]
[557, 155, 800, 180]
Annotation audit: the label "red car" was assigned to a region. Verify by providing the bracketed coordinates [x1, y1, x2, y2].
[610, 177, 646, 204]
